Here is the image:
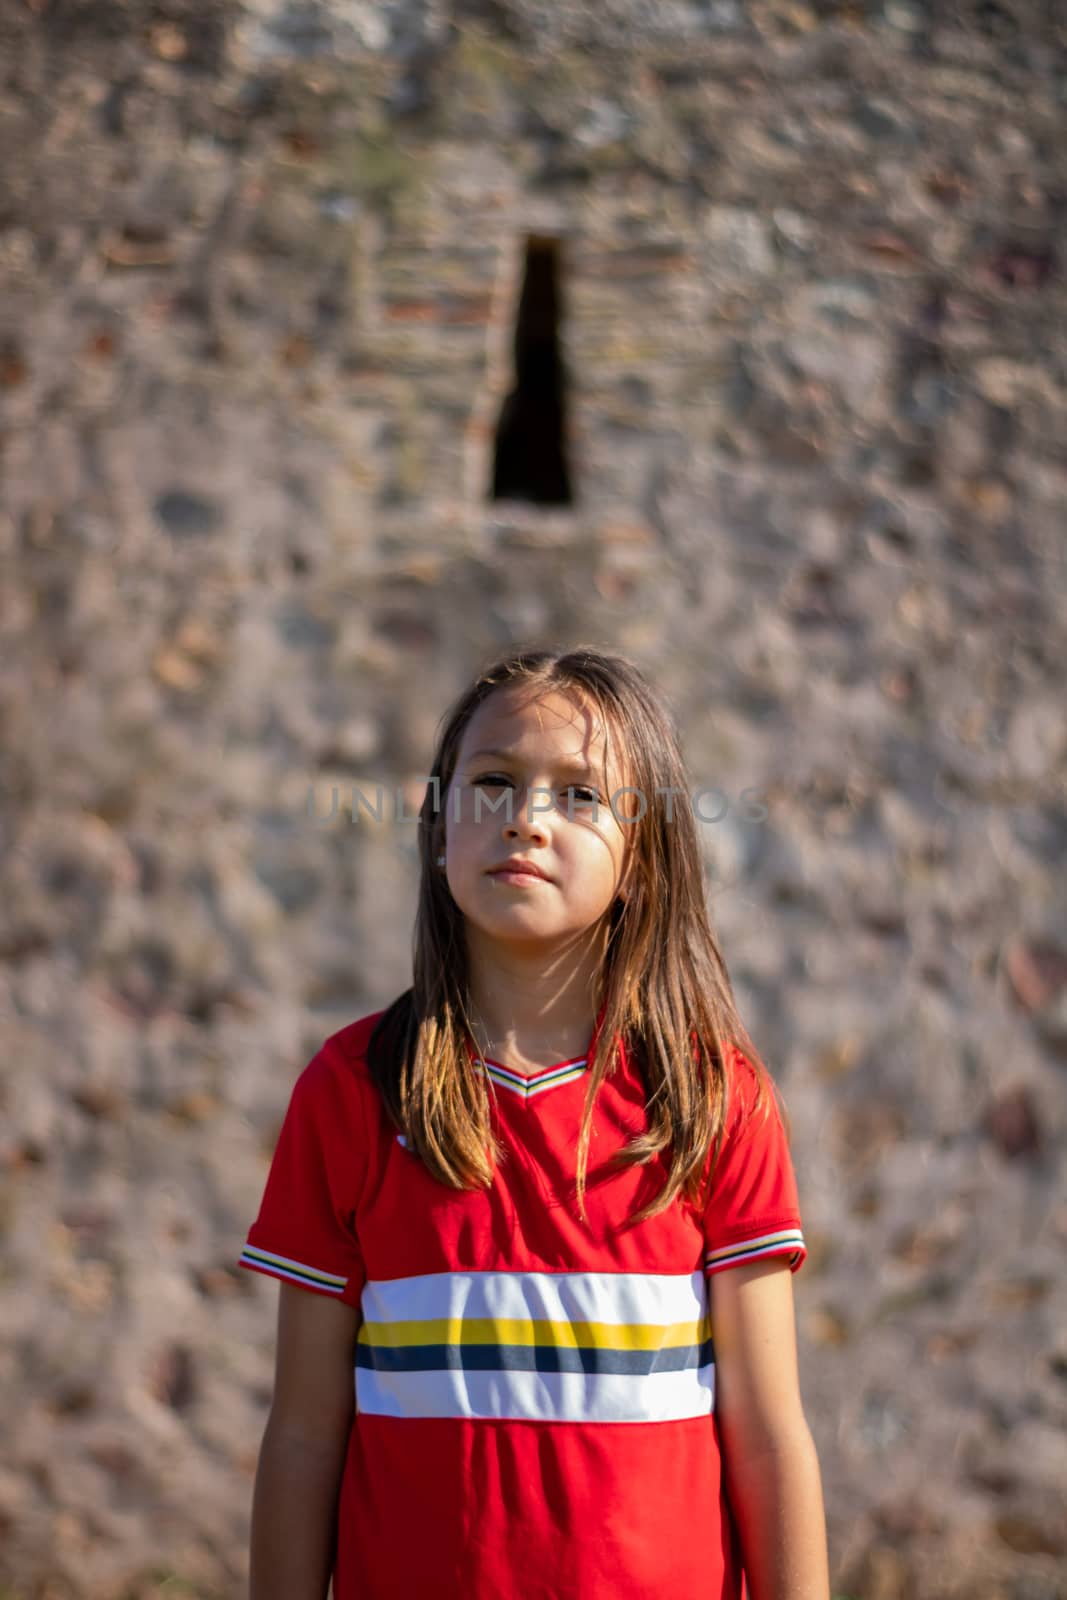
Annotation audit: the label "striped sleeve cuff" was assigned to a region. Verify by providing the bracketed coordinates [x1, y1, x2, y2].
[239, 1244, 349, 1295]
[704, 1226, 807, 1276]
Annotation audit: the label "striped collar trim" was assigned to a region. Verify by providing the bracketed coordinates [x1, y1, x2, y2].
[474, 1055, 589, 1099]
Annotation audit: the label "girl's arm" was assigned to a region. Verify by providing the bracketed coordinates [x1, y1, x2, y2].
[712, 1257, 831, 1600]
[250, 1281, 361, 1600]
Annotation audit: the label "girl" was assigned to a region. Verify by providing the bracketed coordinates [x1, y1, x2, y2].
[241, 645, 830, 1600]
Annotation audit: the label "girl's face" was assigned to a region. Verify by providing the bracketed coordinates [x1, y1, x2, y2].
[441, 686, 634, 949]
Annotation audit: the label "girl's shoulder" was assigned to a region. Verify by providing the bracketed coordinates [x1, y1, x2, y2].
[720, 1041, 781, 1138]
[322, 1007, 390, 1072]
[289, 1009, 388, 1113]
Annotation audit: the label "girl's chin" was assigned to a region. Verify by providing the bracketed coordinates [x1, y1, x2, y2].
[461, 909, 609, 946]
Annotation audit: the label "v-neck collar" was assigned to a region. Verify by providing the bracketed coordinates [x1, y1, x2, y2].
[465, 999, 610, 1103]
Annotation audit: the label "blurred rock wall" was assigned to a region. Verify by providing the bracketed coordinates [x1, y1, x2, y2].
[0, 0, 1065, 1595]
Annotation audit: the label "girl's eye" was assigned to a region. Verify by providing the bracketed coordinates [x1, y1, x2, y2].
[471, 776, 600, 805]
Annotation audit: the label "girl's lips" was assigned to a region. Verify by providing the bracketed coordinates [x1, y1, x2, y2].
[488, 867, 550, 884]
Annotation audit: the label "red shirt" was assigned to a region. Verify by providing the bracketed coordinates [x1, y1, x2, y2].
[241, 1006, 807, 1598]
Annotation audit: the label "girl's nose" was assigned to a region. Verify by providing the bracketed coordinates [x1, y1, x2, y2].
[505, 787, 552, 839]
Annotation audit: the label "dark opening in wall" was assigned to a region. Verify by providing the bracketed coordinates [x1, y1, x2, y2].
[490, 236, 573, 507]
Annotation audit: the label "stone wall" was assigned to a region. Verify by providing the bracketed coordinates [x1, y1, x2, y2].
[1, 1, 1065, 1594]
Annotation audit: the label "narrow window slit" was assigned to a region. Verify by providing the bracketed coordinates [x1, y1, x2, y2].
[491, 236, 573, 507]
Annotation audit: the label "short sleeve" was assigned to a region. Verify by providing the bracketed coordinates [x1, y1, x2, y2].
[239, 1042, 368, 1308]
[702, 1050, 807, 1278]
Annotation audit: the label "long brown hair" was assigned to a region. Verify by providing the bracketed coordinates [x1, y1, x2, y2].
[367, 644, 776, 1225]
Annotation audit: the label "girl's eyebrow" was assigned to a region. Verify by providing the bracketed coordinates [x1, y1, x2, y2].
[464, 747, 601, 779]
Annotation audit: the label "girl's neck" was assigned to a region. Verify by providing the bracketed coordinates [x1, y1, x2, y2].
[465, 933, 606, 1068]
[471, 1020, 596, 1068]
